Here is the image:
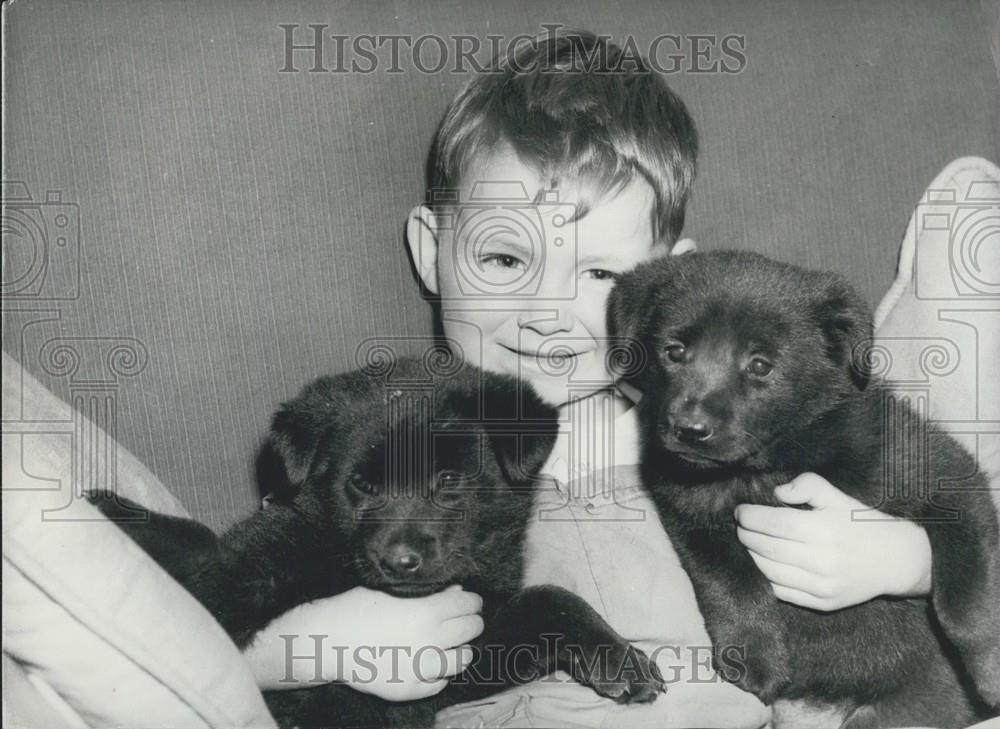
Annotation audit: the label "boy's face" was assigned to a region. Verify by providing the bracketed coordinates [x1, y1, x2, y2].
[408, 148, 686, 406]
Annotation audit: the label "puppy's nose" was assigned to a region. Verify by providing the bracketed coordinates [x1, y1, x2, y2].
[380, 545, 422, 575]
[672, 419, 714, 443]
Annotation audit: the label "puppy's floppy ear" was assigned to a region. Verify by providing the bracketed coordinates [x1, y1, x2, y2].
[256, 377, 342, 501]
[606, 261, 664, 383]
[478, 373, 560, 486]
[812, 275, 874, 390]
[606, 266, 651, 346]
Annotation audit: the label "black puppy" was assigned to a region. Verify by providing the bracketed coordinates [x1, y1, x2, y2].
[608, 251, 1000, 728]
[89, 356, 663, 728]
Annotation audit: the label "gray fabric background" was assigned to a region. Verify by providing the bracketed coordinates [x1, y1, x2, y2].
[3, 0, 998, 529]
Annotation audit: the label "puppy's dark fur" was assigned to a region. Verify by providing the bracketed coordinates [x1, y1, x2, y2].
[609, 251, 1000, 728]
[90, 357, 664, 728]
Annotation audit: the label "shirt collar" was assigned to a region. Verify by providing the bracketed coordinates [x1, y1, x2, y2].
[539, 385, 643, 486]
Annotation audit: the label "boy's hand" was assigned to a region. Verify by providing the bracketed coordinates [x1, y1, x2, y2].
[245, 584, 483, 701]
[337, 585, 483, 701]
[734, 473, 933, 611]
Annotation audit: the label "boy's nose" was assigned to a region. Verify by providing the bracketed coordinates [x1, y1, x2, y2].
[516, 309, 574, 336]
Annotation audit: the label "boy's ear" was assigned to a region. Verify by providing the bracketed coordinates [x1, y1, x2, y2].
[406, 205, 441, 295]
[811, 275, 874, 391]
[670, 237, 697, 255]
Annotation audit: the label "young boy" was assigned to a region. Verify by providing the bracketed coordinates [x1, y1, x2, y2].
[244, 29, 937, 727]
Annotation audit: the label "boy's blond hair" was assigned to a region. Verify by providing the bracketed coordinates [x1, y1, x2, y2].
[427, 29, 699, 245]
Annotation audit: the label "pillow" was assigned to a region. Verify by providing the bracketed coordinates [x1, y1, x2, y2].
[872, 156, 1000, 500]
[1, 350, 189, 518]
[2, 351, 276, 728]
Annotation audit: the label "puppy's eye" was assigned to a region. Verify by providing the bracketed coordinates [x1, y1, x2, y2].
[664, 344, 686, 363]
[346, 472, 374, 495]
[747, 358, 773, 377]
[437, 471, 463, 489]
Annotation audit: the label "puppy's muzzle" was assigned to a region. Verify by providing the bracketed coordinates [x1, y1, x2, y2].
[672, 418, 714, 443]
[371, 528, 443, 582]
[380, 543, 423, 576]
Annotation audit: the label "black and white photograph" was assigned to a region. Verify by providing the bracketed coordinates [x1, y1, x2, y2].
[2, 2, 999, 728]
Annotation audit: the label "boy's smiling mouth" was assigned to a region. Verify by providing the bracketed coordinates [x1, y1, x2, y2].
[499, 343, 585, 362]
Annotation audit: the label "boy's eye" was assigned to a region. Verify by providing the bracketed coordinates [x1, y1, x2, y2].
[480, 254, 526, 270]
[664, 344, 686, 363]
[747, 358, 774, 377]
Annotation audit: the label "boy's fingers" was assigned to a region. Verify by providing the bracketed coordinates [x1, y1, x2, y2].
[435, 645, 476, 678]
[415, 644, 474, 679]
[415, 678, 450, 698]
[738, 526, 816, 569]
[771, 584, 835, 612]
[432, 589, 483, 618]
[747, 551, 830, 597]
[774, 473, 858, 510]
[734, 505, 813, 542]
[440, 614, 485, 647]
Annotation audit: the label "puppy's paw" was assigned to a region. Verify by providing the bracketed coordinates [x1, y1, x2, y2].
[573, 643, 666, 704]
[84, 490, 149, 522]
[714, 637, 788, 704]
[967, 645, 1000, 709]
